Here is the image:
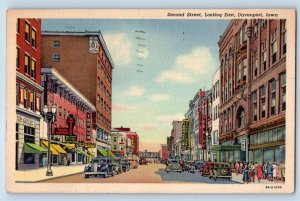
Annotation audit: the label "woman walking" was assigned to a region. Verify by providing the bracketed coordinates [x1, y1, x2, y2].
[272, 162, 278, 181]
[243, 163, 249, 184]
[280, 161, 285, 181]
[257, 164, 263, 182]
[235, 161, 240, 175]
[267, 162, 273, 181]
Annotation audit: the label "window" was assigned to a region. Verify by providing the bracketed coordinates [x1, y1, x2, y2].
[53, 54, 60, 62]
[17, 18, 20, 33]
[269, 79, 276, 115]
[16, 84, 20, 105]
[253, 50, 257, 78]
[271, 30, 277, 64]
[97, 77, 100, 86]
[260, 85, 266, 118]
[24, 89, 28, 108]
[243, 25, 247, 42]
[63, 109, 66, 118]
[25, 22, 30, 43]
[281, 73, 286, 111]
[239, 29, 243, 45]
[282, 21, 287, 55]
[29, 92, 35, 111]
[238, 62, 242, 82]
[24, 126, 35, 164]
[31, 59, 36, 79]
[253, 91, 257, 122]
[16, 47, 20, 68]
[253, 24, 258, 38]
[53, 40, 60, 48]
[97, 94, 100, 103]
[59, 106, 62, 117]
[24, 54, 30, 74]
[237, 107, 245, 128]
[260, 19, 267, 29]
[243, 58, 247, 81]
[31, 29, 36, 48]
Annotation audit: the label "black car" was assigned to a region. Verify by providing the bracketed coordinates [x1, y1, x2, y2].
[84, 157, 116, 178]
[120, 158, 130, 172]
[194, 160, 205, 171]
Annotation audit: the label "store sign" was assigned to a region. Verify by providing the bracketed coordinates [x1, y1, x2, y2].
[65, 135, 77, 142]
[17, 114, 35, 127]
[241, 138, 247, 151]
[84, 143, 96, 148]
[182, 119, 190, 150]
[86, 113, 91, 140]
[54, 127, 71, 135]
[66, 114, 76, 135]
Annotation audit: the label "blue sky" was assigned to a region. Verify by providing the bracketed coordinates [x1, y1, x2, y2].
[42, 19, 230, 151]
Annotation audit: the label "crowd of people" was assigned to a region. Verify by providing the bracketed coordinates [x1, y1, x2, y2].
[234, 160, 285, 183]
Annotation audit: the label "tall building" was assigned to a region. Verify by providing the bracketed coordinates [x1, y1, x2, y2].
[40, 67, 96, 164]
[218, 19, 286, 164]
[160, 144, 168, 160]
[210, 69, 220, 162]
[41, 31, 114, 153]
[171, 120, 182, 159]
[16, 19, 45, 170]
[114, 127, 140, 157]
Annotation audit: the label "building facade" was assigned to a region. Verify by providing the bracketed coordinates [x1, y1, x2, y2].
[171, 120, 182, 159]
[110, 130, 130, 158]
[41, 31, 114, 153]
[160, 144, 168, 160]
[218, 19, 286, 164]
[16, 18, 45, 170]
[210, 69, 221, 162]
[114, 127, 140, 157]
[40, 67, 96, 164]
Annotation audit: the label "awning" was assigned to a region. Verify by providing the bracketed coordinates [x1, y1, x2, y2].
[63, 143, 75, 149]
[52, 144, 67, 154]
[87, 150, 95, 157]
[41, 141, 59, 155]
[107, 151, 115, 158]
[97, 148, 108, 157]
[24, 143, 48, 154]
[78, 150, 92, 158]
[210, 145, 241, 152]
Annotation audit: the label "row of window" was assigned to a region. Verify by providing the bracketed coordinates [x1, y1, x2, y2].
[97, 60, 112, 87]
[16, 48, 36, 80]
[16, 84, 41, 112]
[249, 126, 285, 146]
[97, 77, 112, 100]
[97, 112, 111, 129]
[17, 19, 37, 49]
[97, 94, 111, 114]
[212, 80, 220, 101]
[249, 145, 285, 165]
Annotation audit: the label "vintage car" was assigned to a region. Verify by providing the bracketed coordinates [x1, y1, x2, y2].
[120, 158, 130, 172]
[84, 157, 115, 178]
[128, 158, 139, 169]
[194, 160, 205, 171]
[165, 159, 182, 173]
[184, 161, 196, 173]
[112, 158, 122, 174]
[200, 162, 232, 180]
[139, 157, 148, 165]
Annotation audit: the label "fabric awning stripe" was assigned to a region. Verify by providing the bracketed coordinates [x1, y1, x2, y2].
[41, 141, 59, 155]
[107, 151, 115, 158]
[52, 144, 67, 154]
[97, 148, 108, 157]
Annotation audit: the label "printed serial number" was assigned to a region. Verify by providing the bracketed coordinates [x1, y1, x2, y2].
[265, 185, 282, 189]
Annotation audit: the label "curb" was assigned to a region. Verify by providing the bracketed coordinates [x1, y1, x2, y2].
[16, 171, 84, 183]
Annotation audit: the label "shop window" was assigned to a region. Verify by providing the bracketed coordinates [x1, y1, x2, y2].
[272, 128, 277, 142]
[25, 21, 30, 43]
[275, 145, 285, 163]
[264, 130, 268, 143]
[268, 130, 273, 143]
[255, 149, 263, 165]
[249, 150, 254, 163]
[24, 54, 30, 75]
[277, 127, 283, 141]
[282, 126, 286, 140]
[263, 147, 274, 164]
[31, 29, 36, 48]
[260, 131, 264, 144]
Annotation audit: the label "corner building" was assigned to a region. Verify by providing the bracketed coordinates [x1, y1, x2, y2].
[41, 31, 114, 153]
[218, 19, 286, 164]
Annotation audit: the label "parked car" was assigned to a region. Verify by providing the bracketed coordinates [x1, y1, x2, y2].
[194, 160, 205, 172]
[113, 158, 122, 174]
[129, 158, 139, 169]
[84, 157, 115, 178]
[184, 161, 196, 173]
[139, 157, 148, 165]
[200, 161, 232, 180]
[120, 158, 130, 172]
[165, 159, 182, 173]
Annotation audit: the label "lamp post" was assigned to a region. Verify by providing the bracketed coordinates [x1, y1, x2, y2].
[43, 105, 57, 176]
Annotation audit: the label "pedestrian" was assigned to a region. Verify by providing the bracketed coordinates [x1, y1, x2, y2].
[272, 162, 278, 181]
[280, 161, 285, 181]
[257, 164, 263, 182]
[239, 161, 243, 174]
[254, 162, 258, 178]
[63, 156, 67, 166]
[67, 158, 71, 166]
[267, 162, 273, 181]
[277, 162, 282, 181]
[249, 163, 255, 182]
[235, 161, 240, 175]
[242, 163, 249, 183]
[262, 163, 267, 179]
[42, 155, 47, 168]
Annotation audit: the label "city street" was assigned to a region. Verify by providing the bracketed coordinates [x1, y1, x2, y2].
[41, 163, 238, 184]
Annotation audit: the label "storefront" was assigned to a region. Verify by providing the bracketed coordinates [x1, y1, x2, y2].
[41, 140, 67, 165]
[249, 125, 285, 165]
[211, 143, 241, 163]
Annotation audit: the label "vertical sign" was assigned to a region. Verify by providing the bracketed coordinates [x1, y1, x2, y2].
[86, 113, 91, 140]
[182, 119, 190, 150]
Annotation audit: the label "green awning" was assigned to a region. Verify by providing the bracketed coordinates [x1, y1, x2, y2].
[78, 150, 92, 157]
[97, 148, 108, 157]
[107, 151, 115, 158]
[211, 145, 241, 151]
[24, 142, 48, 154]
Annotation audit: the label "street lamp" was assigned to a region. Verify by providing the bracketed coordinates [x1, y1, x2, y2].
[43, 104, 57, 176]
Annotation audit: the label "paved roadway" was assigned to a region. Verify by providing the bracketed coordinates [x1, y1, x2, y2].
[41, 163, 238, 184]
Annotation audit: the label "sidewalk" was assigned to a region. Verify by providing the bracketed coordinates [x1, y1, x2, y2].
[15, 164, 86, 183]
[231, 173, 285, 184]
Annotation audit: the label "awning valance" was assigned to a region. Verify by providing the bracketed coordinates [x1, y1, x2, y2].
[63, 143, 75, 149]
[52, 144, 67, 154]
[107, 151, 115, 158]
[97, 148, 107, 157]
[24, 143, 47, 154]
[41, 141, 59, 155]
[78, 150, 92, 158]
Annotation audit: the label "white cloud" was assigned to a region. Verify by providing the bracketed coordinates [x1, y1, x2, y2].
[103, 33, 132, 66]
[150, 93, 171, 101]
[125, 86, 145, 97]
[137, 48, 149, 59]
[156, 113, 185, 124]
[155, 47, 214, 84]
[112, 103, 137, 112]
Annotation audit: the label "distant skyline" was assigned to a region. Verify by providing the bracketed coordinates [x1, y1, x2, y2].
[42, 19, 230, 151]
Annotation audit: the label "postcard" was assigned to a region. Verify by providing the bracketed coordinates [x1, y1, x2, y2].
[6, 9, 295, 193]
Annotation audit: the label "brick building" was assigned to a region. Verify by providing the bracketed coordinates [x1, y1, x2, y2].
[40, 67, 96, 164]
[218, 19, 286, 164]
[41, 31, 114, 153]
[160, 144, 168, 160]
[16, 19, 45, 170]
[114, 127, 140, 157]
